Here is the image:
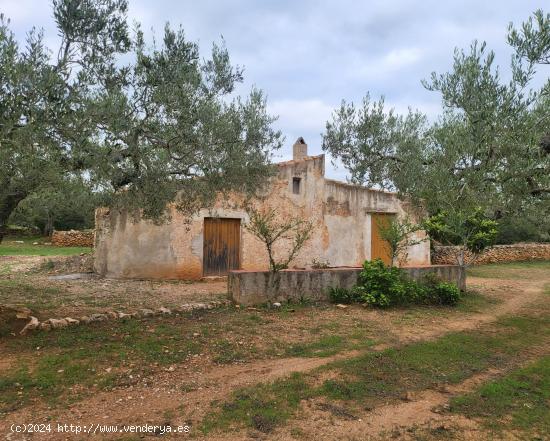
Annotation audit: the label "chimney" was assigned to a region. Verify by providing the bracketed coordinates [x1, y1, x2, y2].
[293, 137, 308, 161]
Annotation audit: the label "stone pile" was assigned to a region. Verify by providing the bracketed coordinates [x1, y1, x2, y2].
[432, 243, 550, 265]
[51, 230, 95, 247]
[17, 300, 231, 335]
[0, 306, 34, 334]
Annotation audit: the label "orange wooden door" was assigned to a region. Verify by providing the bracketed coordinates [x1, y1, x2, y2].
[370, 213, 395, 266]
[203, 218, 241, 276]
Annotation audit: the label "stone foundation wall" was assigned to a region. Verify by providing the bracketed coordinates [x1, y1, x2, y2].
[228, 265, 465, 306]
[51, 230, 94, 247]
[432, 243, 550, 265]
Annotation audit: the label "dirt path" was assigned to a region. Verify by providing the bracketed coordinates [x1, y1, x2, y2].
[1, 274, 548, 440]
[377, 276, 548, 344]
[269, 341, 550, 441]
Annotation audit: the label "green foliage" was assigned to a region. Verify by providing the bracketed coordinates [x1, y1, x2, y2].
[507, 9, 550, 66]
[323, 11, 550, 238]
[378, 216, 424, 266]
[353, 260, 411, 307]
[0, 1, 130, 239]
[424, 209, 498, 252]
[0, 1, 282, 240]
[245, 207, 313, 272]
[424, 209, 498, 265]
[347, 259, 462, 307]
[8, 179, 109, 234]
[426, 281, 462, 306]
[328, 287, 360, 304]
[451, 356, 550, 435]
[495, 213, 550, 244]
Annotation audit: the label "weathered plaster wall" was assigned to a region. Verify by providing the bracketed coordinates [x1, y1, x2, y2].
[94, 153, 431, 280]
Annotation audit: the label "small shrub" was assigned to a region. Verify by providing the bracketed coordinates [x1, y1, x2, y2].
[350, 259, 462, 308]
[432, 282, 462, 305]
[328, 287, 360, 304]
[418, 272, 442, 289]
[417, 272, 462, 305]
[353, 260, 411, 307]
[41, 259, 55, 271]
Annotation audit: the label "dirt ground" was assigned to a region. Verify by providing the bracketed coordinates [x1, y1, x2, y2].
[0, 255, 227, 320]
[0, 257, 549, 440]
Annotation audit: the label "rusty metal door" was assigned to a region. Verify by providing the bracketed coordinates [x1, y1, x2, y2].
[370, 213, 395, 266]
[203, 218, 241, 276]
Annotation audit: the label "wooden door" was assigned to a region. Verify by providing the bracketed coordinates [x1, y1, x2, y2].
[203, 218, 241, 276]
[370, 213, 395, 266]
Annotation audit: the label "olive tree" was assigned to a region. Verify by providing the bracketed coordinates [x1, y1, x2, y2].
[0, 0, 130, 241]
[0, 0, 282, 241]
[423, 210, 499, 267]
[378, 217, 425, 267]
[322, 10, 549, 241]
[87, 26, 283, 221]
[245, 207, 314, 272]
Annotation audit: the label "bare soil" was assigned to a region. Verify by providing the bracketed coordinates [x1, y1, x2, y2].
[0, 255, 227, 319]
[0, 258, 549, 440]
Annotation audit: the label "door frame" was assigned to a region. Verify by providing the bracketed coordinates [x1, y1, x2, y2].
[202, 217, 242, 276]
[369, 211, 397, 265]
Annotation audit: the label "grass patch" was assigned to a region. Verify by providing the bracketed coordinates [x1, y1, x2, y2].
[285, 332, 375, 358]
[450, 356, 550, 436]
[0, 279, 63, 312]
[211, 339, 252, 364]
[455, 290, 501, 313]
[285, 335, 346, 358]
[3, 308, 371, 413]
[0, 320, 202, 413]
[202, 314, 550, 435]
[0, 236, 91, 256]
[467, 260, 550, 279]
[201, 372, 313, 434]
[320, 333, 503, 403]
[12, 320, 201, 363]
[320, 315, 549, 406]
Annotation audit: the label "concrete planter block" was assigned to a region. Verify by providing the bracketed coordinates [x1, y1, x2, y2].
[228, 265, 465, 306]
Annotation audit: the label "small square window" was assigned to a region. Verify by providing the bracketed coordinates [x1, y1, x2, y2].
[292, 177, 301, 194]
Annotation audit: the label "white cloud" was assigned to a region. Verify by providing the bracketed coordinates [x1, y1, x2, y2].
[381, 47, 424, 71]
[267, 98, 334, 134]
[1, 0, 50, 23]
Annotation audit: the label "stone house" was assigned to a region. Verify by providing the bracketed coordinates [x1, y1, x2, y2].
[94, 138, 430, 279]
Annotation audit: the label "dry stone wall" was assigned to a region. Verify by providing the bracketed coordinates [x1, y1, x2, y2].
[432, 243, 550, 265]
[13, 300, 230, 336]
[51, 230, 94, 247]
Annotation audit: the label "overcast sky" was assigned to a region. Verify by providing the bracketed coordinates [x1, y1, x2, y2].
[2, 0, 547, 179]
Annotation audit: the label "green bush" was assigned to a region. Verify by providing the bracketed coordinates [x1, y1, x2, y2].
[328, 287, 360, 304]
[417, 272, 461, 305]
[431, 282, 461, 305]
[353, 260, 411, 307]
[330, 259, 462, 308]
